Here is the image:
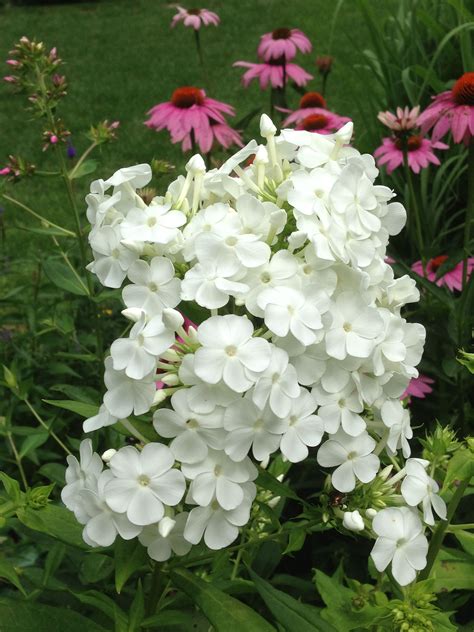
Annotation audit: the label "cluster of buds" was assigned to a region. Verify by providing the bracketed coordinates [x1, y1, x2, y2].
[0, 155, 36, 182]
[151, 158, 176, 177]
[86, 120, 120, 145]
[3, 36, 66, 116]
[42, 121, 71, 152]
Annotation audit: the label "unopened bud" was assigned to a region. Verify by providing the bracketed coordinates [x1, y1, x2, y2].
[102, 448, 116, 463]
[121, 307, 144, 322]
[365, 508, 377, 519]
[185, 154, 206, 175]
[260, 114, 277, 138]
[342, 510, 364, 532]
[158, 516, 176, 538]
[254, 145, 269, 165]
[162, 308, 184, 331]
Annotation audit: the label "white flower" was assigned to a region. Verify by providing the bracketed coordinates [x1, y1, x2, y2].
[123, 257, 181, 315]
[258, 286, 329, 346]
[312, 384, 365, 436]
[83, 403, 117, 433]
[184, 482, 256, 550]
[110, 313, 174, 380]
[287, 167, 337, 217]
[182, 449, 257, 511]
[79, 470, 142, 547]
[251, 347, 300, 418]
[178, 354, 239, 414]
[317, 430, 379, 492]
[138, 512, 192, 561]
[325, 292, 383, 360]
[244, 251, 300, 317]
[194, 315, 271, 392]
[88, 226, 138, 288]
[121, 201, 186, 244]
[381, 400, 412, 457]
[371, 507, 428, 585]
[223, 397, 285, 462]
[401, 459, 447, 525]
[279, 390, 324, 463]
[194, 228, 270, 273]
[343, 510, 365, 532]
[103, 357, 156, 418]
[105, 444, 186, 526]
[153, 389, 225, 464]
[103, 163, 152, 190]
[330, 164, 380, 236]
[181, 257, 249, 309]
[61, 439, 103, 520]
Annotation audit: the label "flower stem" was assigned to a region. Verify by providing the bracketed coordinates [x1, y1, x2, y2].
[419, 475, 471, 580]
[69, 141, 98, 180]
[24, 397, 71, 455]
[6, 431, 28, 490]
[1, 193, 75, 236]
[403, 150, 425, 266]
[462, 140, 474, 289]
[193, 30, 209, 91]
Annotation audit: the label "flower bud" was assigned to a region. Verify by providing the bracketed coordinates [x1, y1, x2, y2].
[162, 308, 184, 331]
[260, 114, 277, 138]
[102, 448, 117, 463]
[342, 510, 364, 532]
[185, 154, 206, 175]
[365, 508, 377, 519]
[254, 145, 269, 165]
[121, 307, 144, 322]
[161, 373, 180, 386]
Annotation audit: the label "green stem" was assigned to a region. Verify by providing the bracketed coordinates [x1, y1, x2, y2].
[51, 235, 90, 295]
[403, 150, 425, 266]
[6, 432, 28, 490]
[145, 564, 169, 616]
[419, 476, 471, 580]
[24, 397, 71, 455]
[446, 522, 474, 532]
[193, 30, 209, 90]
[462, 141, 474, 289]
[1, 194, 75, 236]
[69, 141, 98, 180]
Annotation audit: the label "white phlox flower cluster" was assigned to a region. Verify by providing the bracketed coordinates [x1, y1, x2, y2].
[62, 115, 440, 585]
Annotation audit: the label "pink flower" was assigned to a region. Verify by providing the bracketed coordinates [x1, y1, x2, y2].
[145, 87, 242, 154]
[401, 375, 434, 400]
[6, 59, 20, 67]
[171, 6, 220, 30]
[233, 59, 313, 90]
[418, 72, 474, 145]
[0, 167, 11, 176]
[378, 106, 420, 132]
[412, 255, 474, 292]
[281, 93, 350, 132]
[3, 75, 17, 83]
[374, 134, 448, 174]
[257, 28, 312, 62]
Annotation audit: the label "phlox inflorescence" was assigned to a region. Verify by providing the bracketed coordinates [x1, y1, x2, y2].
[62, 115, 444, 586]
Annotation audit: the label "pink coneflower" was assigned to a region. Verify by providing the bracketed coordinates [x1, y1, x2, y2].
[374, 134, 448, 174]
[412, 255, 474, 292]
[282, 92, 350, 132]
[418, 72, 474, 144]
[257, 28, 312, 62]
[171, 7, 220, 30]
[401, 375, 434, 400]
[145, 86, 242, 153]
[233, 58, 313, 90]
[378, 106, 420, 132]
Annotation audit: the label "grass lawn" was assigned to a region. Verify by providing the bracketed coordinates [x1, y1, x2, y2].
[0, 0, 391, 286]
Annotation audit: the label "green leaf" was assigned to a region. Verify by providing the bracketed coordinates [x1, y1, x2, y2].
[0, 597, 107, 632]
[69, 159, 99, 180]
[0, 472, 22, 503]
[0, 557, 27, 595]
[454, 530, 474, 556]
[128, 580, 145, 630]
[17, 504, 88, 549]
[430, 547, 474, 592]
[314, 570, 387, 630]
[171, 568, 276, 632]
[256, 467, 303, 503]
[249, 569, 335, 632]
[283, 524, 307, 555]
[43, 259, 89, 296]
[114, 538, 147, 594]
[43, 399, 99, 419]
[19, 433, 49, 458]
[79, 553, 114, 584]
[442, 447, 474, 491]
[43, 542, 66, 586]
[72, 590, 127, 627]
[141, 610, 210, 630]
